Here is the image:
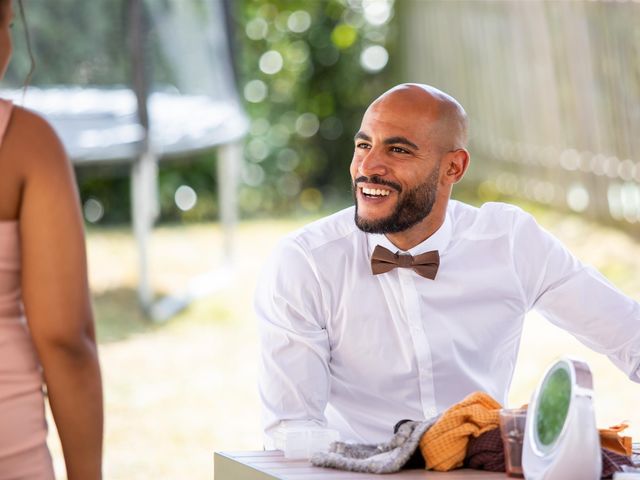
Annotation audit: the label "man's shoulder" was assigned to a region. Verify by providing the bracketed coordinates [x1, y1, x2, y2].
[260, 207, 361, 288]
[450, 200, 532, 238]
[285, 206, 360, 253]
[450, 199, 526, 219]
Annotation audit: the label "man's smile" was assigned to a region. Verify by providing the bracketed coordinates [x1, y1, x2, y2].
[360, 186, 392, 197]
[354, 176, 401, 203]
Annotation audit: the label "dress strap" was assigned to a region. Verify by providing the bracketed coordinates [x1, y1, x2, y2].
[0, 98, 14, 146]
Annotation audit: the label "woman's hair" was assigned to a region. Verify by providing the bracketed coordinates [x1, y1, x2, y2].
[17, 0, 35, 89]
[0, 0, 8, 18]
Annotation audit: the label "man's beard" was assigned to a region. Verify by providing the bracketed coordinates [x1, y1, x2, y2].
[353, 166, 439, 234]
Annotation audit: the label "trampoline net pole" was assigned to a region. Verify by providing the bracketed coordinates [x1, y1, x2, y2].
[217, 142, 241, 266]
[128, 0, 156, 313]
[131, 152, 157, 311]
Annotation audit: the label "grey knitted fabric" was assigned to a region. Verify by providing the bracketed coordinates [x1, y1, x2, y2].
[310, 416, 438, 474]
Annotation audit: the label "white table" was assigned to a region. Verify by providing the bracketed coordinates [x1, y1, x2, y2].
[214, 451, 507, 480]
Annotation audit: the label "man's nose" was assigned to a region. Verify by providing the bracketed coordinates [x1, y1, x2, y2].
[358, 148, 388, 177]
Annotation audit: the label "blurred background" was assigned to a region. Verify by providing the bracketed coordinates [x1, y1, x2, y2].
[2, 0, 640, 478]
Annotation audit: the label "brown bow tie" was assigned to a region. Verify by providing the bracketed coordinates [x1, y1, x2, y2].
[371, 245, 440, 280]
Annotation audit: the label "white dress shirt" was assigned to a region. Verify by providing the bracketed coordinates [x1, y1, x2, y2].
[255, 200, 640, 447]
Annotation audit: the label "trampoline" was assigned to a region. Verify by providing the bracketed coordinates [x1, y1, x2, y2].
[1, 0, 248, 320]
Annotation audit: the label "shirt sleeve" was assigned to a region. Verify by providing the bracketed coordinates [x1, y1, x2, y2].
[254, 236, 331, 448]
[512, 209, 640, 382]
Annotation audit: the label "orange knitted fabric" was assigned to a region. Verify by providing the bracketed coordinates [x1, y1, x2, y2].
[599, 422, 633, 457]
[419, 392, 501, 471]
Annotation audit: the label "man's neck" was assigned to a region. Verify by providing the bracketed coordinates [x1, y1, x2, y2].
[385, 209, 447, 251]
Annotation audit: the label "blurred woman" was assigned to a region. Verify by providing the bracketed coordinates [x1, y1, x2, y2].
[0, 1, 103, 479]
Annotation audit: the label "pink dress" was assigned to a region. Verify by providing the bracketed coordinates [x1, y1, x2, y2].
[0, 100, 55, 479]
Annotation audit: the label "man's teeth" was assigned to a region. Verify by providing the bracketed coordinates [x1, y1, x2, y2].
[362, 187, 390, 197]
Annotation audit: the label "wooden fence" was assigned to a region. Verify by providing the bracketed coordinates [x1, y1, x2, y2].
[400, 0, 640, 227]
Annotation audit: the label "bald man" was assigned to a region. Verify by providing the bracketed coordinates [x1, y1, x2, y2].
[255, 84, 640, 447]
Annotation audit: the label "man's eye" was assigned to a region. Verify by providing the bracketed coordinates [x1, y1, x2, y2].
[356, 143, 371, 149]
[390, 146, 409, 154]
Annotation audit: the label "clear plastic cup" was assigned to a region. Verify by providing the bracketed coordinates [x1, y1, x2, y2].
[273, 425, 339, 459]
[499, 408, 527, 477]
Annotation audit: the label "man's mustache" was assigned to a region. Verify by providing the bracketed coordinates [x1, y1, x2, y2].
[354, 176, 402, 193]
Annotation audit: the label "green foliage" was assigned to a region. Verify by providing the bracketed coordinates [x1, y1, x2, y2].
[234, 0, 398, 217]
[75, 165, 131, 224]
[157, 152, 219, 222]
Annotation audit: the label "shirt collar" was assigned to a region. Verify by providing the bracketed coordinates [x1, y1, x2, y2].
[367, 210, 453, 257]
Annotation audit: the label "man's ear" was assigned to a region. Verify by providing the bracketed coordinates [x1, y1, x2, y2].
[443, 149, 470, 184]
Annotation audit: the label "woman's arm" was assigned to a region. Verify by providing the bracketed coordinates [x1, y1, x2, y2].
[11, 107, 103, 480]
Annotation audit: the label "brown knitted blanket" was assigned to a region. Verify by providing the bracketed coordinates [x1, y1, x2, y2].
[463, 427, 633, 479]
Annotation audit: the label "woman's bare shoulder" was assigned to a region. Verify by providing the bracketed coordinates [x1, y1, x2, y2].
[5, 105, 67, 170]
[9, 105, 55, 133]
[0, 105, 71, 218]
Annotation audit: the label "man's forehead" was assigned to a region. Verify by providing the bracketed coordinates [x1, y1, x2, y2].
[364, 90, 442, 126]
[359, 83, 468, 147]
[360, 96, 438, 132]
[366, 83, 466, 123]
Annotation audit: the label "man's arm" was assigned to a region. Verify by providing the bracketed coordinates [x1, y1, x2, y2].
[255, 237, 331, 448]
[513, 209, 640, 381]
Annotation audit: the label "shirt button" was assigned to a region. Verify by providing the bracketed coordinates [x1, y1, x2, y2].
[425, 407, 437, 418]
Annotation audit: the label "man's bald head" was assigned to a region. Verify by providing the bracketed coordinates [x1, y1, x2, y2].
[368, 83, 468, 151]
[351, 83, 472, 247]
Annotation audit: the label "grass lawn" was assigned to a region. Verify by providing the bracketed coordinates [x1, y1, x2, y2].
[45, 205, 640, 479]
